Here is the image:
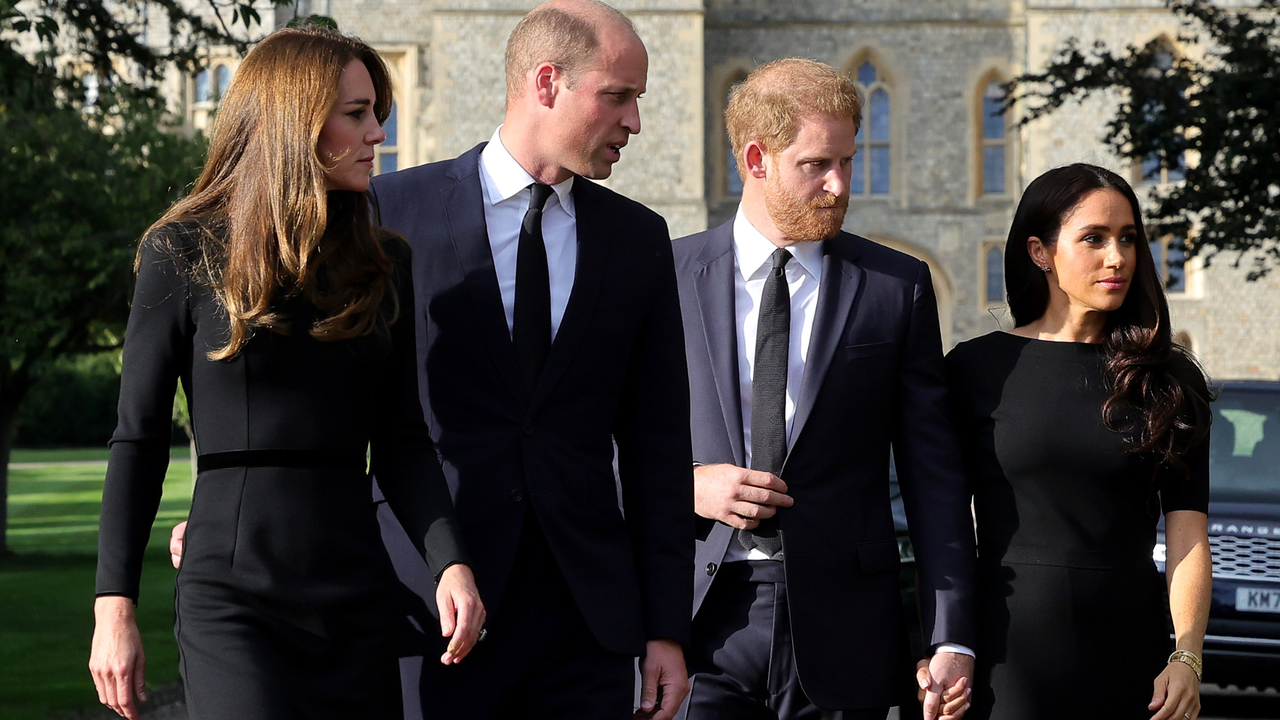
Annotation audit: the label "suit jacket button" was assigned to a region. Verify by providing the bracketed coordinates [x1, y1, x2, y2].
[511, 490, 523, 502]
[706, 562, 717, 576]
[522, 424, 534, 436]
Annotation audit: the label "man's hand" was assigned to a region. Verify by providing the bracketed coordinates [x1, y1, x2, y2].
[916, 652, 974, 720]
[436, 564, 485, 665]
[169, 521, 187, 569]
[635, 638, 689, 720]
[693, 463, 793, 529]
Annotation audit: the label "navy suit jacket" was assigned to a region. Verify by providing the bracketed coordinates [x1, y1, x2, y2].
[674, 221, 977, 709]
[369, 144, 694, 657]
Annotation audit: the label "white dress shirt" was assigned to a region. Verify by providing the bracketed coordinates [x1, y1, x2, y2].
[479, 127, 577, 338]
[725, 207, 824, 562]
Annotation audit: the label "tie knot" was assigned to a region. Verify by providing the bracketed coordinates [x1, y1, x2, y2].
[528, 183, 554, 212]
[771, 247, 792, 271]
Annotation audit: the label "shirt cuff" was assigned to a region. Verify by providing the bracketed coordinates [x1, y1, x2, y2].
[934, 643, 975, 657]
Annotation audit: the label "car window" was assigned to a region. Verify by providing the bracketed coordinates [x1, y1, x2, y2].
[1211, 386, 1280, 504]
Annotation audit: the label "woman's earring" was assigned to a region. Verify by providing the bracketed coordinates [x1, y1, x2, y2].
[1038, 265, 1051, 274]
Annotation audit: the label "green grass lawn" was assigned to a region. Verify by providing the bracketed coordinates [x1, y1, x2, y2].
[1, 450, 193, 720]
[8, 448, 114, 464]
[9, 447, 190, 464]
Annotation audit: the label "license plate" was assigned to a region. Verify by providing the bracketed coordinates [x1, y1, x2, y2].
[1235, 587, 1280, 613]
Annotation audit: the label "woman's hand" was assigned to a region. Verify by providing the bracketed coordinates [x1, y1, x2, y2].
[1149, 660, 1200, 720]
[89, 596, 147, 720]
[1156, 510, 1210, 720]
[435, 563, 485, 665]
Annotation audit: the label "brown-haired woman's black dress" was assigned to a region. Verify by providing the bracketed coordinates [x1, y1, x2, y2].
[946, 332, 1208, 720]
[94, 222, 467, 719]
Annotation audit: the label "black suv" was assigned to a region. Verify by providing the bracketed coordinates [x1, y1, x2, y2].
[1156, 381, 1280, 690]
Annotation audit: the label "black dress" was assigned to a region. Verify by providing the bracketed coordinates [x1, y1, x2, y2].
[95, 222, 467, 719]
[945, 332, 1208, 720]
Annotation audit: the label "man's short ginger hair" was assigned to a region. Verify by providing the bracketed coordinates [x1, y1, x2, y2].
[725, 58, 864, 179]
[504, 0, 636, 104]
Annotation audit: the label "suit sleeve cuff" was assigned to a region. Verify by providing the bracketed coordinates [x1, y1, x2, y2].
[433, 560, 465, 582]
[934, 643, 975, 657]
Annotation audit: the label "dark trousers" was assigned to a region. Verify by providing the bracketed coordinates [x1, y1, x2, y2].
[679, 561, 889, 720]
[405, 511, 634, 720]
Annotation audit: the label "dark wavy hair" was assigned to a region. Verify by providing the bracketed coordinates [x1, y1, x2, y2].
[1004, 163, 1211, 476]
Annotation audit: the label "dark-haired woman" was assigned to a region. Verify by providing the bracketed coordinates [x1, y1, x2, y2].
[947, 164, 1211, 720]
[88, 27, 484, 720]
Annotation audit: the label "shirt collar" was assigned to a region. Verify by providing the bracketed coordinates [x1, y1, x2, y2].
[732, 205, 824, 282]
[479, 126, 576, 218]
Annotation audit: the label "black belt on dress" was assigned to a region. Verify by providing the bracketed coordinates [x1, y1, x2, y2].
[196, 449, 368, 474]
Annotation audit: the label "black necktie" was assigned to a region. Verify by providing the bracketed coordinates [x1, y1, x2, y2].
[513, 183, 555, 392]
[738, 247, 791, 559]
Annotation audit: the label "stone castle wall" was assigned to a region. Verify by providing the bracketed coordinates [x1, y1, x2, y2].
[329, 0, 708, 236]
[141, 0, 1278, 378]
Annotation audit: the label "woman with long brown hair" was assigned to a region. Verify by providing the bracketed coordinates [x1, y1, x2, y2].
[88, 26, 483, 720]
[946, 164, 1212, 719]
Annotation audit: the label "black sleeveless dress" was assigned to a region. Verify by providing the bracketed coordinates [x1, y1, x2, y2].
[95, 222, 467, 719]
[945, 332, 1208, 720]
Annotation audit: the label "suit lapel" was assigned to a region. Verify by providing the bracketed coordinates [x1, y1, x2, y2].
[528, 179, 611, 412]
[441, 147, 526, 404]
[789, 236, 863, 450]
[693, 223, 746, 467]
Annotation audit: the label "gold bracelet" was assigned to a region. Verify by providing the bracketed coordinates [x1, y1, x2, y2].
[1168, 649, 1203, 682]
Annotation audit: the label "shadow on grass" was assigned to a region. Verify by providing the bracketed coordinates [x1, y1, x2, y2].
[3, 456, 191, 720]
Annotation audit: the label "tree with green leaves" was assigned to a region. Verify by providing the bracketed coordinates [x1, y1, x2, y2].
[0, 89, 209, 555]
[1009, 0, 1279, 278]
[0, 0, 297, 554]
[3, 0, 276, 90]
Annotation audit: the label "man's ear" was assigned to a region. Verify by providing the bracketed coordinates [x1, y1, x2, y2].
[533, 62, 559, 108]
[743, 141, 769, 180]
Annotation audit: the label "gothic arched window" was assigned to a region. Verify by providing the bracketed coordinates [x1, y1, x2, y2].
[215, 65, 231, 99]
[985, 244, 1004, 304]
[376, 101, 399, 175]
[1137, 43, 1187, 186]
[194, 69, 211, 104]
[1150, 235, 1187, 294]
[724, 71, 748, 196]
[851, 60, 891, 196]
[980, 81, 1008, 196]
